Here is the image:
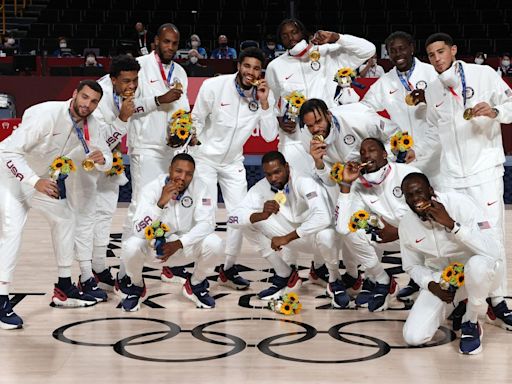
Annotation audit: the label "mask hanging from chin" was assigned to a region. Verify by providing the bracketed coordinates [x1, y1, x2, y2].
[438, 61, 459, 88]
[361, 163, 390, 185]
[288, 39, 308, 56]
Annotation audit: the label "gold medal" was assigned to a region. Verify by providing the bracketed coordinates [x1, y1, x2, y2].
[251, 79, 260, 87]
[274, 191, 287, 205]
[405, 93, 415, 106]
[309, 50, 320, 62]
[122, 89, 134, 99]
[463, 108, 473, 120]
[82, 158, 95, 171]
[171, 79, 183, 90]
[312, 134, 324, 142]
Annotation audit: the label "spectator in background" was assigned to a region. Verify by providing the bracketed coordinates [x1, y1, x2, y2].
[474, 51, 487, 65]
[134, 22, 154, 56]
[52, 36, 75, 57]
[358, 54, 385, 78]
[1, 33, 18, 53]
[261, 36, 282, 62]
[210, 35, 237, 59]
[82, 52, 103, 68]
[187, 34, 207, 58]
[497, 53, 512, 77]
[182, 49, 213, 77]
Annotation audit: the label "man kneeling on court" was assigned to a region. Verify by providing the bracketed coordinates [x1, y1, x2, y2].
[119, 153, 223, 311]
[400, 172, 504, 355]
[228, 151, 347, 307]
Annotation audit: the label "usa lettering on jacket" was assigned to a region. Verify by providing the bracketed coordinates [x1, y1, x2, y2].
[106, 131, 123, 146]
[6, 160, 24, 181]
[135, 216, 152, 232]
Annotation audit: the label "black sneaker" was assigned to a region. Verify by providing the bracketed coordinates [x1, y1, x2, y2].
[0, 299, 23, 330]
[182, 278, 215, 308]
[93, 268, 116, 292]
[308, 262, 329, 288]
[486, 299, 512, 331]
[367, 278, 398, 312]
[115, 274, 146, 300]
[52, 283, 97, 307]
[397, 278, 420, 302]
[342, 271, 364, 298]
[258, 269, 302, 301]
[78, 276, 108, 302]
[121, 281, 146, 312]
[326, 280, 351, 309]
[355, 278, 376, 307]
[218, 264, 250, 290]
[459, 321, 482, 355]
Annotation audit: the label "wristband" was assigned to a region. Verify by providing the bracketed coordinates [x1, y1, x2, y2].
[339, 181, 352, 188]
[154, 96, 161, 107]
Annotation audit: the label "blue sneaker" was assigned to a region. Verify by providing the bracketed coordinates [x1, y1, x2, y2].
[0, 299, 23, 330]
[309, 262, 329, 288]
[93, 268, 116, 292]
[486, 299, 512, 331]
[342, 271, 363, 298]
[218, 264, 250, 290]
[52, 283, 97, 307]
[121, 281, 146, 312]
[397, 278, 420, 302]
[368, 278, 398, 312]
[459, 321, 482, 355]
[355, 278, 376, 307]
[161, 266, 192, 284]
[326, 280, 351, 309]
[79, 276, 108, 302]
[182, 278, 215, 308]
[258, 269, 302, 301]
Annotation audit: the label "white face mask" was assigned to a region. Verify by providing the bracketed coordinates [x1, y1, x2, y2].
[361, 163, 390, 185]
[438, 62, 459, 88]
[191, 41, 199, 48]
[267, 44, 276, 50]
[86, 56, 96, 65]
[502, 59, 510, 67]
[288, 39, 308, 56]
[7, 38, 15, 45]
[59, 41, 67, 48]
[189, 56, 198, 64]
[474, 58, 484, 65]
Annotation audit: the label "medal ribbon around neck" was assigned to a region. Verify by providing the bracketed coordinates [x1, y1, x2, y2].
[155, 53, 175, 88]
[289, 42, 312, 58]
[234, 77, 258, 110]
[68, 109, 90, 155]
[113, 92, 121, 112]
[396, 59, 416, 92]
[270, 183, 290, 194]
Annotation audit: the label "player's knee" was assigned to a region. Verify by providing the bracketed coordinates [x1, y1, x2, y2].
[403, 323, 430, 346]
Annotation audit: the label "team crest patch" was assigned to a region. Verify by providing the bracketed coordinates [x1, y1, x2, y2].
[344, 134, 356, 145]
[415, 80, 427, 90]
[392, 186, 403, 198]
[181, 196, 193, 208]
[465, 87, 475, 99]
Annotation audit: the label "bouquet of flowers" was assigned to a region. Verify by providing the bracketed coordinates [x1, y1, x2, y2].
[144, 220, 171, 258]
[329, 162, 345, 184]
[348, 209, 382, 241]
[334, 67, 356, 86]
[167, 109, 195, 148]
[105, 150, 125, 177]
[267, 292, 302, 315]
[440, 262, 464, 292]
[49, 156, 76, 199]
[284, 91, 306, 123]
[390, 131, 414, 163]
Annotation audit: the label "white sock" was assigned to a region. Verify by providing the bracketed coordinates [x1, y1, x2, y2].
[0, 282, 9, 296]
[118, 262, 127, 279]
[79, 261, 94, 282]
[266, 253, 292, 278]
[92, 245, 108, 273]
[367, 264, 390, 285]
[224, 254, 237, 270]
[462, 311, 478, 324]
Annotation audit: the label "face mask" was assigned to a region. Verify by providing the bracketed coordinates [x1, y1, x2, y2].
[86, 57, 96, 65]
[138, 30, 145, 35]
[7, 38, 15, 45]
[438, 62, 458, 88]
[219, 42, 228, 48]
[189, 56, 198, 64]
[474, 58, 484, 65]
[361, 163, 390, 185]
[288, 39, 308, 56]
[502, 59, 510, 67]
[191, 41, 199, 48]
[59, 41, 67, 48]
[267, 44, 276, 50]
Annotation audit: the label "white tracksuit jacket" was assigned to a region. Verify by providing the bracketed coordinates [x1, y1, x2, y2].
[191, 73, 278, 166]
[362, 58, 441, 180]
[425, 61, 512, 188]
[399, 191, 500, 291]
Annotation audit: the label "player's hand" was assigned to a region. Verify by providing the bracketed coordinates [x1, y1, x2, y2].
[423, 200, 455, 230]
[262, 200, 280, 219]
[119, 95, 135, 122]
[157, 88, 183, 105]
[311, 30, 339, 45]
[87, 150, 106, 165]
[375, 218, 399, 243]
[341, 161, 361, 184]
[271, 235, 290, 251]
[256, 79, 270, 109]
[428, 281, 455, 303]
[158, 179, 183, 208]
[35, 178, 59, 199]
[278, 116, 296, 134]
[410, 89, 426, 105]
[472, 102, 496, 118]
[310, 138, 327, 168]
[159, 240, 183, 262]
[405, 148, 416, 163]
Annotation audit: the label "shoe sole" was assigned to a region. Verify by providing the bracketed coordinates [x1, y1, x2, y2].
[397, 291, 419, 302]
[122, 302, 141, 312]
[181, 287, 214, 309]
[258, 288, 285, 301]
[52, 298, 97, 307]
[332, 298, 356, 309]
[161, 274, 188, 284]
[485, 315, 512, 331]
[217, 278, 250, 290]
[0, 321, 23, 330]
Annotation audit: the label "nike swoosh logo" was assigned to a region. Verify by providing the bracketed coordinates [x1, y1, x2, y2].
[6, 312, 14, 316]
[150, 79, 158, 83]
[334, 291, 344, 295]
[415, 237, 426, 243]
[503, 312, 512, 317]
[487, 201, 497, 206]
[52, 133, 62, 136]
[370, 200, 378, 204]
[285, 74, 293, 80]
[435, 101, 444, 107]
[220, 102, 230, 106]
[200, 292, 208, 296]
[238, 169, 244, 172]
[389, 89, 398, 94]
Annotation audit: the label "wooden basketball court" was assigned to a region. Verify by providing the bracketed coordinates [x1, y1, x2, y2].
[2, 205, 511, 384]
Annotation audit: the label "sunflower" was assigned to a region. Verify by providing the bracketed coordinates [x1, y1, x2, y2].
[390, 136, 399, 151]
[330, 162, 344, 183]
[348, 221, 358, 233]
[144, 226, 155, 240]
[287, 292, 299, 303]
[441, 266, 454, 282]
[51, 158, 64, 169]
[398, 134, 414, 151]
[161, 223, 170, 232]
[172, 109, 186, 119]
[338, 67, 354, 77]
[290, 95, 305, 107]
[294, 302, 302, 314]
[115, 167, 124, 175]
[280, 303, 293, 315]
[456, 273, 465, 287]
[67, 159, 76, 172]
[355, 210, 369, 221]
[177, 127, 189, 140]
[112, 156, 119, 165]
